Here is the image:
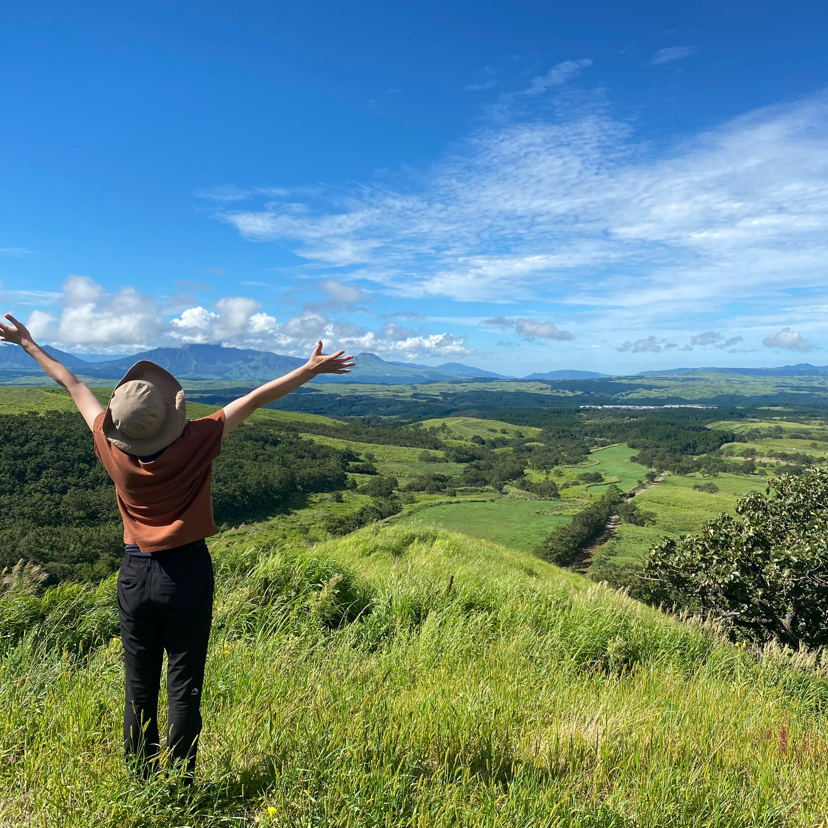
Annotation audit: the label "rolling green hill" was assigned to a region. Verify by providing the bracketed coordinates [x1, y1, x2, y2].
[2, 523, 828, 826]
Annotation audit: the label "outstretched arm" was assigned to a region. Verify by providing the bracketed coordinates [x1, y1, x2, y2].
[0, 313, 105, 431]
[222, 341, 354, 436]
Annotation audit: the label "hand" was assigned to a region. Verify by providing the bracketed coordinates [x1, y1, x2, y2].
[305, 341, 355, 375]
[0, 313, 35, 349]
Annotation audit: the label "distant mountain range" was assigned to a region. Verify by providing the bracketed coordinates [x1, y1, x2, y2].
[0, 344, 511, 385]
[636, 364, 828, 377]
[3, 343, 827, 384]
[525, 369, 609, 379]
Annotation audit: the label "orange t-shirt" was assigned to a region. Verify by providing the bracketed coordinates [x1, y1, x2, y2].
[93, 410, 225, 553]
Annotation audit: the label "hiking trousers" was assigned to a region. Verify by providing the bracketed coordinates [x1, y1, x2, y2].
[117, 540, 214, 778]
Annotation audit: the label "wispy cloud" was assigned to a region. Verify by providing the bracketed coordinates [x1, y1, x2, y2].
[304, 280, 371, 312]
[523, 59, 592, 95]
[0, 247, 34, 257]
[467, 80, 498, 91]
[483, 316, 574, 341]
[203, 90, 828, 350]
[194, 185, 289, 202]
[690, 331, 746, 349]
[651, 46, 695, 65]
[617, 336, 681, 354]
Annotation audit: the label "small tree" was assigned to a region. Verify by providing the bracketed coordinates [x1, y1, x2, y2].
[643, 469, 828, 648]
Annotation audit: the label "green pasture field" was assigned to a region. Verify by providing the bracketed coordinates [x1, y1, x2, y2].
[709, 417, 828, 433]
[0, 386, 220, 419]
[5, 522, 828, 826]
[532, 443, 644, 498]
[252, 407, 344, 427]
[573, 443, 642, 493]
[418, 416, 543, 439]
[612, 372, 828, 400]
[0, 386, 86, 414]
[292, 432, 463, 481]
[589, 472, 771, 579]
[721, 438, 828, 457]
[399, 496, 576, 553]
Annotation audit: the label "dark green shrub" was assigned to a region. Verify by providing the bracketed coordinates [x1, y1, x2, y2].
[644, 469, 828, 648]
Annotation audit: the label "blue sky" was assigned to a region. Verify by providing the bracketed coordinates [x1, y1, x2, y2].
[2, 0, 828, 375]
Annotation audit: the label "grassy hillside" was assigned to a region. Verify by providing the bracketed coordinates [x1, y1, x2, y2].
[588, 472, 774, 588]
[2, 522, 828, 826]
[400, 497, 573, 553]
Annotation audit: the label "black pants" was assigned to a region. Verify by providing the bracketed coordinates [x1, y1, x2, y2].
[117, 540, 214, 778]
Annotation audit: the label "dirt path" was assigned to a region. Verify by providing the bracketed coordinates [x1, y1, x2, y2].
[570, 473, 666, 575]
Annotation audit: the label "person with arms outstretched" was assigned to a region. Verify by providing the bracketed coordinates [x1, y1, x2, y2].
[0, 312, 354, 779]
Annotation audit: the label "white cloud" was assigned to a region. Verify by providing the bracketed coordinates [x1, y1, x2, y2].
[0, 247, 33, 257]
[15, 275, 468, 361]
[616, 336, 678, 354]
[514, 320, 574, 341]
[170, 307, 219, 343]
[205, 91, 828, 346]
[379, 321, 417, 341]
[194, 185, 290, 202]
[214, 297, 263, 335]
[762, 327, 819, 352]
[651, 47, 695, 65]
[483, 316, 574, 341]
[25, 276, 163, 347]
[690, 330, 722, 347]
[305, 280, 370, 311]
[468, 80, 498, 91]
[690, 332, 746, 350]
[382, 333, 471, 358]
[62, 275, 103, 305]
[523, 59, 593, 95]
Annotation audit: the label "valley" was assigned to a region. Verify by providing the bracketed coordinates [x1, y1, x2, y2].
[3, 375, 828, 826]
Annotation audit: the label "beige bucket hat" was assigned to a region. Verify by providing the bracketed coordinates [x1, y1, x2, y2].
[103, 361, 188, 456]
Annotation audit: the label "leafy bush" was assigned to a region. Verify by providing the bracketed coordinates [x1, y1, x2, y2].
[323, 498, 402, 537]
[403, 473, 455, 494]
[514, 478, 559, 499]
[358, 476, 398, 498]
[643, 469, 828, 648]
[693, 482, 720, 493]
[444, 444, 490, 464]
[617, 500, 655, 526]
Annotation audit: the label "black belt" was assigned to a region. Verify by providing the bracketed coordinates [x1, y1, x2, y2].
[124, 539, 208, 557]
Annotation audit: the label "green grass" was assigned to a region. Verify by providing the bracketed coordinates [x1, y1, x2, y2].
[418, 416, 542, 440]
[0, 386, 107, 414]
[399, 497, 575, 553]
[0, 386, 219, 418]
[589, 472, 772, 580]
[291, 433, 462, 481]
[544, 443, 644, 497]
[3, 523, 828, 826]
[253, 407, 345, 427]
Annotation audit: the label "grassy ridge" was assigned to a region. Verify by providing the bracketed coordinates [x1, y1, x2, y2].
[3, 523, 828, 826]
